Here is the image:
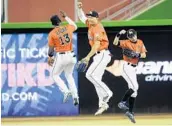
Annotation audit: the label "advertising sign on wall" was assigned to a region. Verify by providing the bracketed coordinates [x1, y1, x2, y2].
[1, 33, 78, 117]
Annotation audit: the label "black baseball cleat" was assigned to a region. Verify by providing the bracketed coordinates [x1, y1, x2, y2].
[73, 98, 79, 106]
[125, 111, 136, 123]
[118, 101, 129, 111]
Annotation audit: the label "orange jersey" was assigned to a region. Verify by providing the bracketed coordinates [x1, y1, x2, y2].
[48, 24, 75, 52]
[120, 39, 147, 64]
[86, 20, 109, 51]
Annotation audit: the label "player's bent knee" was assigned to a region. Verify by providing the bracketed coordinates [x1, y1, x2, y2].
[108, 90, 113, 97]
[65, 73, 73, 79]
[131, 91, 137, 97]
[90, 74, 101, 82]
[52, 73, 61, 80]
[86, 72, 92, 80]
[52, 71, 59, 77]
[134, 84, 139, 91]
[86, 73, 99, 82]
[52, 73, 56, 79]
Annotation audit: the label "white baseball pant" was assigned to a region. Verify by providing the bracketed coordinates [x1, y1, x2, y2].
[122, 61, 139, 98]
[86, 49, 113, 107]
[52, 51, 78, 99]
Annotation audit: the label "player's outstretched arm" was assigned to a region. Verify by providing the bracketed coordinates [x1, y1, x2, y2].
[113, 29, 126, 46]
[60, 10, 77, 30]
[77, 2, 87, 24]
[48, 46, 55, 66]
[140, 42, 147, 58]
[82, 38, 101, 62]
[48, 34, 55, 66]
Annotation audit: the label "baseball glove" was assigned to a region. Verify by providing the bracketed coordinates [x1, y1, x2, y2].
[48, 57, 54, 66]
[76, 59, 89, 72]
[122, 48, 140, 58]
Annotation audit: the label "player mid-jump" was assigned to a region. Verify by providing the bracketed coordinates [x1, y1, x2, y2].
[48, 11, 79, 106]
[77, 2, 113, 115]
[113, 29, 147, 123]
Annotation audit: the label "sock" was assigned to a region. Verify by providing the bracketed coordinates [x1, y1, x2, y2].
[129, 97, 136, 113]
[122, 89, 134, 102]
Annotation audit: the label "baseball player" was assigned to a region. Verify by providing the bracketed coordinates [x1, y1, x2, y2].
[77, 2, 113, 115]
[113, 29, 147, 123]
[48, 10, 79, 106]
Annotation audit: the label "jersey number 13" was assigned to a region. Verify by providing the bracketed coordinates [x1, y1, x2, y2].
[59, 33, 71, 45]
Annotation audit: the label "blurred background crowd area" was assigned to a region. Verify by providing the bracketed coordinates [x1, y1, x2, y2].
[1, 0, 172, 23]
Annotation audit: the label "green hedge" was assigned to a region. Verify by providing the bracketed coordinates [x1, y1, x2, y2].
[2, 19, 172, 29]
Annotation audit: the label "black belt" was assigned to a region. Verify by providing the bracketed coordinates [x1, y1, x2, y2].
[97, 49, 108, 54]
[127, 63, 137, 67]
[59, 51, 74, 54]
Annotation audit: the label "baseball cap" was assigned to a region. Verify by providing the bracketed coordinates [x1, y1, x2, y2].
[50, 15, 61, 26]
[127, 29, 137, 39]
[86, 11, 99, 18]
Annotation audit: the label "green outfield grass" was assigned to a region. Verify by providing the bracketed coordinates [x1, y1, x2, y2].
[134, 0, 172, 20]
[1, 19, 172, 29]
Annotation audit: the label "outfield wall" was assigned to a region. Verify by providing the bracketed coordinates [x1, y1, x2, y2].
[1, 19, 172, 117]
